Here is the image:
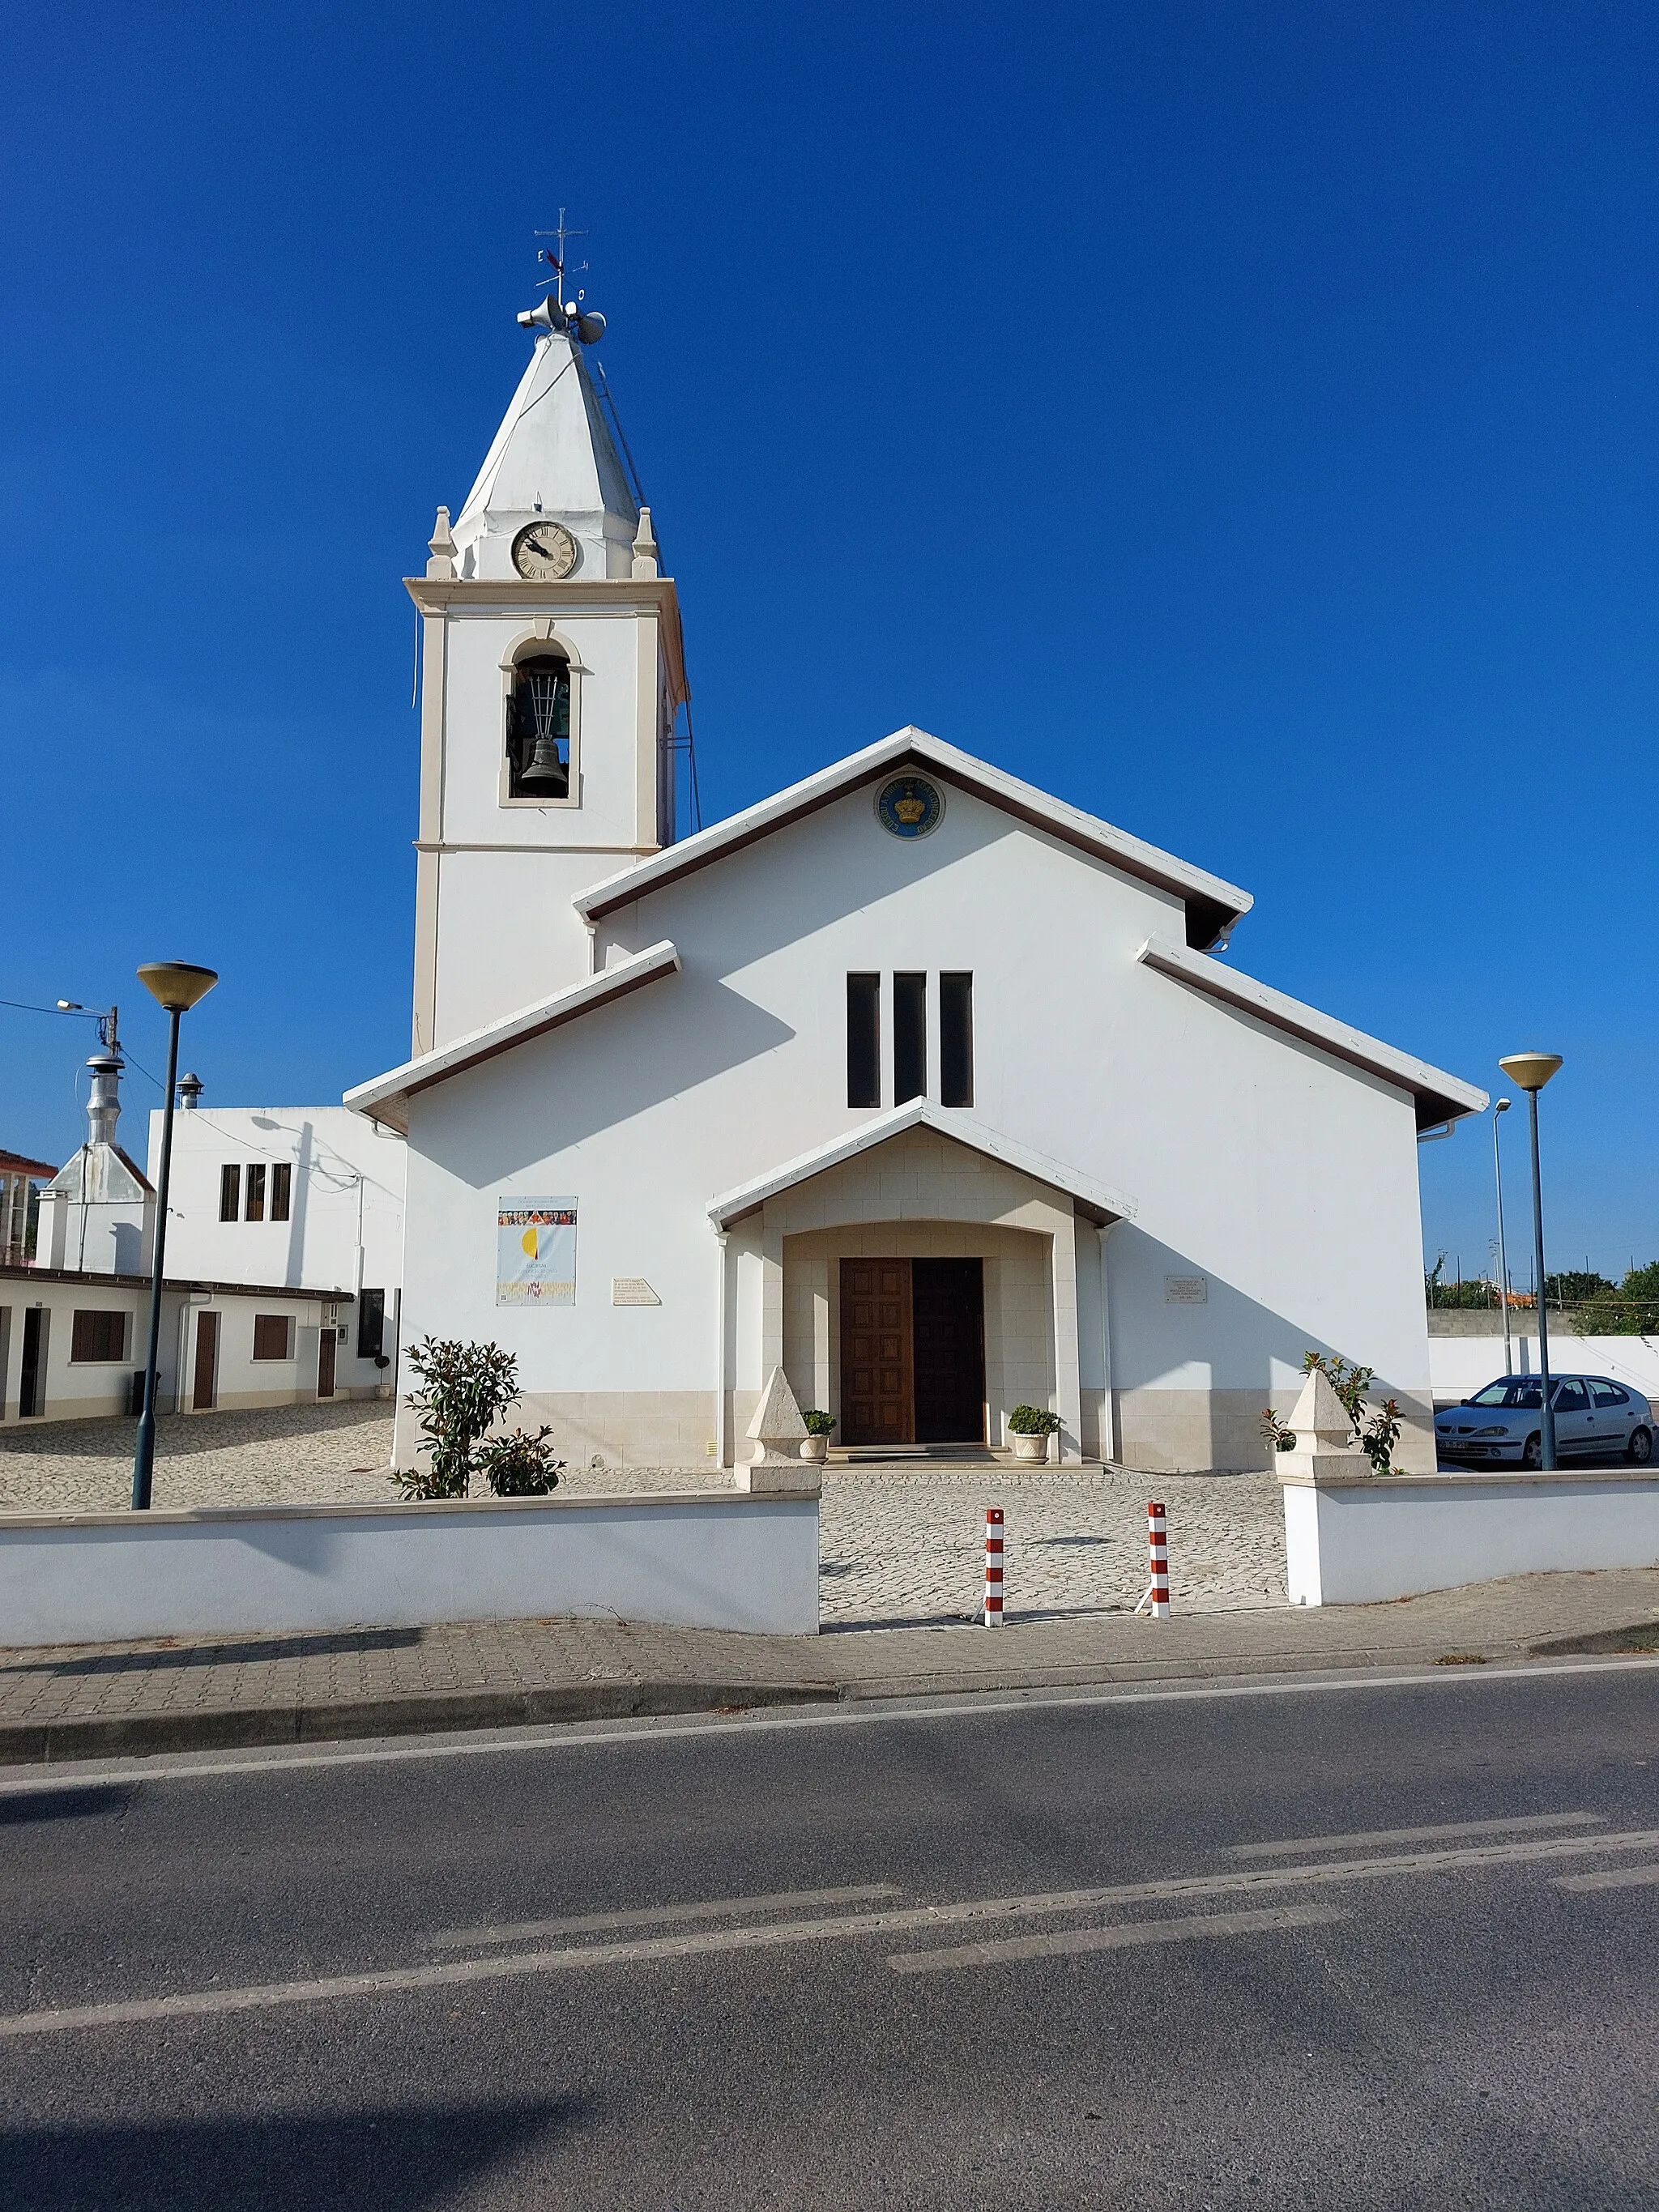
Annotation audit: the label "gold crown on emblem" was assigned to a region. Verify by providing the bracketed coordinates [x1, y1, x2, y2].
[893, 793, 927, 824]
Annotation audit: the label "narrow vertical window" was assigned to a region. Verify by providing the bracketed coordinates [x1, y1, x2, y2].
[847, 974, 881, 1108]
[245, 1164, 267, 1222]
[940, 972, 974, 1108]
[219, 1165, 241, 1223]
[357, 1288, 386, 1362]
[893, 973, 927, 1105]
[271, 1162, 292, 1221]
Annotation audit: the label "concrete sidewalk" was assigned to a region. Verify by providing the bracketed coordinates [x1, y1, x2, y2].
[3, 1569, 1659, 1763]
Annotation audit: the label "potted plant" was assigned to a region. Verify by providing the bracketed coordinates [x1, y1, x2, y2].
[800, 1409, 836, 1462]
[1007, 1404, 1061, 1463]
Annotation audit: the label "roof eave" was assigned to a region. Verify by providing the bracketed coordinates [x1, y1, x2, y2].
[574, 727, 1253, 944]
[1136, 936, 1489, 1131]
[707, 1098, 1137, 1230]
[344, 941, 681, 1134]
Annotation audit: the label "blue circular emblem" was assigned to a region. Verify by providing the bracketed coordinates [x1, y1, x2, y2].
[875, 774, 945, 840]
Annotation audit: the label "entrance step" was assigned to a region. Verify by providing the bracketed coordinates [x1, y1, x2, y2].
[825, 1446, 1107, 1475]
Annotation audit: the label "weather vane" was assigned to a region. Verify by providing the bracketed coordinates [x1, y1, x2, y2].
[535, 209, 588, 302]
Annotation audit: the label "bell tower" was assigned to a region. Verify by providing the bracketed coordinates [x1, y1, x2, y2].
[406, 288, 688, 1056]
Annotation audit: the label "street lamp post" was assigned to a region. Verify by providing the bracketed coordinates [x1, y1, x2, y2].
[1498, 1051, 1563, 1471]
[131, 961, 219, 1510]
[1492, 1097, 1513, 1378]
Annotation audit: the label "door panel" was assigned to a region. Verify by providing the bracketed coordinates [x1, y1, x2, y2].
[911, 1259, 986, 1444]
[1551, 1377, 1593, 1455]
[318, 1326, 337, 1401]
[840, 1259, 912, 1447]
[192, 1311, 219, 1411]
[19, 1307, 46, 1419]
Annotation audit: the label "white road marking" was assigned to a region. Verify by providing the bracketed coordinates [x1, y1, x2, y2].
[1555, 1865, 1659, 1892]
[431, 1882, 903, 1949]
[5, 1825, 1659, 2040]
[2, 1654, 1656, 1796]
[887, 1903, 1349, 1974]
[1226, 1811, 1605, 1858]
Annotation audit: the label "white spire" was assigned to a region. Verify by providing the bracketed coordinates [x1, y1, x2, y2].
[451, 329, 639, 582]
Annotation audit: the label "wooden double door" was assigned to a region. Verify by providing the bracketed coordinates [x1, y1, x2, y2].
[840, 1257, 986, 1447]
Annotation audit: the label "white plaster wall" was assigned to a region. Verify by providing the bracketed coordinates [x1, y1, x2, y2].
[0, 1281, 141, 1422]
[1429, 1333, 1659, 1408]
[0, 1492, 821, 1644]
[440, 610, 647, 851]
[394, 777, 1440, 1473]
[0, 1280, 353, 1426]
[1284, 1473, 1659, 1605]
[425, 604, 670, 1037]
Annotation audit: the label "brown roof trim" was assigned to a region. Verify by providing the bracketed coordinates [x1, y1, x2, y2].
[344, 941, 681, 1133]
[0, 1264, 354, 1302]
[577, 733, 1251, 951]
[0, 1152, 58, 1179]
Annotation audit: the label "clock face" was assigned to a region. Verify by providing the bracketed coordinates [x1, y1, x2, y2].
[511, 520, 580, 580]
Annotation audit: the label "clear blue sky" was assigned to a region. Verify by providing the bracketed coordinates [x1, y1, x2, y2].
[2, 2, 1653, 1283]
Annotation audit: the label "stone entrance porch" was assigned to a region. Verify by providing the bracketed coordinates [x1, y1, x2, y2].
[708, 1105, 1132, 1468]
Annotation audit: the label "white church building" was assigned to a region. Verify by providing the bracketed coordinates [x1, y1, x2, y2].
[348, 292, 1486, 1477]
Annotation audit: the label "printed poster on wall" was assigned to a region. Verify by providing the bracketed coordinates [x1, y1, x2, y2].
[497, 1198, 578, 1306]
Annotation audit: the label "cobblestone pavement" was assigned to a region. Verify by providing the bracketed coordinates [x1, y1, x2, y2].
[0, 1404, 1285, 1626]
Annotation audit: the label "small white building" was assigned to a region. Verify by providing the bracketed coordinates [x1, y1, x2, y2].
[143, 1097, 405, 1392]
[345, 292, 1486, 1477]
[0, 1056, 381, 1425]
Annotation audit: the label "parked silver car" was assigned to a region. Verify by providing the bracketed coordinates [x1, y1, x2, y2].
[1436, 1374, 1654, 1468]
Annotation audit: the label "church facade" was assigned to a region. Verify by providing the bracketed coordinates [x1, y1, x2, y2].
[348, 296, 1486, 1476]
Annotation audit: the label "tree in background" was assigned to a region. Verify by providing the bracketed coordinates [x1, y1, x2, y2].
[1542, 1269, 1616, 1307]
[1579, 1263, 1659, 1336]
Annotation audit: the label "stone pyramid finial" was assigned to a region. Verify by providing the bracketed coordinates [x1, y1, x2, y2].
[426, 505, 458, 579]
[747, 1366, 807, 1459]
[1289, 1367, 1359, 1451]
[631, 505, 659, 579]
[735, 1366, 819, 1494]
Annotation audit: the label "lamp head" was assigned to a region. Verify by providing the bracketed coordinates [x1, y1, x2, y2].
[137, 961, 219, 1015]
[1495, 1097, 1511, 1115]
[1498, 1051, 1563, 1093]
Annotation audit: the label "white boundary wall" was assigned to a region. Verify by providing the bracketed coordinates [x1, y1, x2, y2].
[0, 1491, 820, 1647]
[1430, 1333, 1659, 1408]
[1282, 1469, 1659, 1607]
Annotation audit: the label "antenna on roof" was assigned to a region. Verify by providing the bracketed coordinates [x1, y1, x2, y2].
[521, 210, 605, 342]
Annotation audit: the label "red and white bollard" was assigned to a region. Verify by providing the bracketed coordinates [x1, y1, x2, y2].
[1135, 1501, 1171, 1619]
[983, 1507, 1004, 1627]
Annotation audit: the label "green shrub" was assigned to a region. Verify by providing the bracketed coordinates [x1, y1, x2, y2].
[472, 1426, 564, 1496]
[1008, 1404, 1062, 1436]
[800, 1409, 837, 1438]
[393, 1337, 522, 1501]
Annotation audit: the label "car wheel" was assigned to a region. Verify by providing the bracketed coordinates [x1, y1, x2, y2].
[1522, 1431, 1543, 1470]
[1627, 1426, 1653, 1467]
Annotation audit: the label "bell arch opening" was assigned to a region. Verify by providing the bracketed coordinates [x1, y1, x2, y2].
[505, 649, 572, 799]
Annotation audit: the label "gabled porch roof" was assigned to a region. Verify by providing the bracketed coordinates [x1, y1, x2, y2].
[706, 1100, 1137, 1230]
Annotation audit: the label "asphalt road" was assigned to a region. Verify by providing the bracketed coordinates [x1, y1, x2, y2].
[3, 1662, 1659, 2210]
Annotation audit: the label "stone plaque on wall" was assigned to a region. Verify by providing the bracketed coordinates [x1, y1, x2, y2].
[1164, 1273, 1208, 1304]
[612, 1277, 661, 1306]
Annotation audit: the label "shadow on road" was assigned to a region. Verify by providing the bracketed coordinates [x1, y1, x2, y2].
[2, 2099, 580, 2210]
